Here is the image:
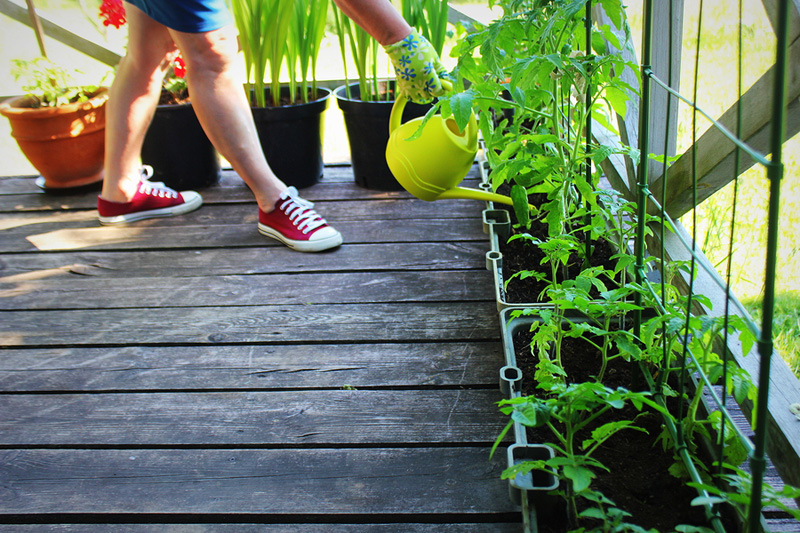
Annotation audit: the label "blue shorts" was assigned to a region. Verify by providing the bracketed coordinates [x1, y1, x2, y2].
[125, 0, 232, 33]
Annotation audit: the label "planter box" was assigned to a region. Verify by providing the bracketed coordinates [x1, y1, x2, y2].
[483, 207, 556, 311]
[497, 308, 742, 531]
[497, 307, 559, 512]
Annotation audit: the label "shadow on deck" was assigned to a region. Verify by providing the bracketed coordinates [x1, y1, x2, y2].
[0, 165, 522, 530]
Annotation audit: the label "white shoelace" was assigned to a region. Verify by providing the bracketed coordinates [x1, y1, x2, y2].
[137, 165, 178, 199]
[278, 187, 327, 234]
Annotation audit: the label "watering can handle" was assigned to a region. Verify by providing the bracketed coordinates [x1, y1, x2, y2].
[389, 80, 454, 135]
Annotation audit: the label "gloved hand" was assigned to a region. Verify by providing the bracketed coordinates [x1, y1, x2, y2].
[384, 29, 450, 104]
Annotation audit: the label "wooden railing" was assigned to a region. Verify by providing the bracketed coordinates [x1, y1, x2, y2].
[0, 0, 122, 67]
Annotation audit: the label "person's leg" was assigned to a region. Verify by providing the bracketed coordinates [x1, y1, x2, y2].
[167, 26, 285, 212]
[167, 23, 341, 251]
[100, 2, 180, 203]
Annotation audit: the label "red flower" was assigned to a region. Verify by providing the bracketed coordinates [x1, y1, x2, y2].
[99, 0, 126, 29]
[173, 56, 186, 78]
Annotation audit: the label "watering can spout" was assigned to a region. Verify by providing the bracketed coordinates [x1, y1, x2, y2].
[437, 187, 535, 211]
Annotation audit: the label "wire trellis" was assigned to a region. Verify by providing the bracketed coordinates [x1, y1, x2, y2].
[633, 0, 790, 530]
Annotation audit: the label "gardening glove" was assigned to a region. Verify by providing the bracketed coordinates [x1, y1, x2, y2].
[384, 29, 451, 104]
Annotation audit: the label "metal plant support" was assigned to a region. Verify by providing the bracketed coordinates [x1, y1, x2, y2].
[634, 0, 790, 530]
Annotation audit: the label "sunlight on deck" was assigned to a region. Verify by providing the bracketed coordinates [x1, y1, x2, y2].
[26, 226, 147, 251]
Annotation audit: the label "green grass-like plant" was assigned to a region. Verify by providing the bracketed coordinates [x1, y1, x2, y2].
[230, 0, 294, 107]
[287, 0, 330, 103]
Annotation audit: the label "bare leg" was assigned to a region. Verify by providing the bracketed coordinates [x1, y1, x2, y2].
[168, 26, 286, 212]
[100, 3, 178, 203]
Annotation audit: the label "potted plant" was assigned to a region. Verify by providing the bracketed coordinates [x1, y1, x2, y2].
[99, 1, 221, 191]
[0, 57, 109, 191]
[230, 0, 331, 189]
[140, 53, 221, 190]
[332, 0, 447, 191]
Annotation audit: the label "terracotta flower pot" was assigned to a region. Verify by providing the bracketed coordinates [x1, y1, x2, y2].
[0, 87, 108, 189]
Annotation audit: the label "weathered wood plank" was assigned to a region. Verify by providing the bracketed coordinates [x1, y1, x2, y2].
[0, 218, 485, 252]
[0, 302, 500, 347]
[593, 1, 683, 186]
[0, 342, 503, 392]
[763, 518, 800, 532]
[0, 0, 122, 67]
[0, 192, 481, 221]
[0, 390, 506, 445]
[0, 270, 494, 309]
[0, 448, 517, 515]
[0, 196, 487, 257]
[2, 197, 480, 225]
[761, 0, 800, 48]
[0, 165, 483, 206]
[0, 242, 488, 279]
[2, 525, 523, 532]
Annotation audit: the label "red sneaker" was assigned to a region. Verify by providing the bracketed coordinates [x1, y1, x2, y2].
[97, 166, 202, 225]
[258, 187, 342, 252]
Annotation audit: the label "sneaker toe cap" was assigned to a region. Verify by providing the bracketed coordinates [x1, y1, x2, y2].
[311, 225, 342, 243]
[181, 190, 202, 203]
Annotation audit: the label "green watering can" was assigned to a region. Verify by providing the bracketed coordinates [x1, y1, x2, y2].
[385, 83, 516, 207]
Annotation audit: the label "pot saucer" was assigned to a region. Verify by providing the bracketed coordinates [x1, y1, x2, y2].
[35, 176, 103, 195]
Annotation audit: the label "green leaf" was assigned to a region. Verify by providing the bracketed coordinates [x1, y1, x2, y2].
[604, 85, 629, 118]
[590, 31, 608, 55]
[615, 336, 642, 359]
[690, 495, 726, 507]
[563, 464, 595, 492]
[511, 86, 526, 108]
[590, 144, 616, 164]
[449, 90, 475, 132]
[599, 0, 625, 29]
[511, 184, 531, 228]
[578, 507, 606, 519]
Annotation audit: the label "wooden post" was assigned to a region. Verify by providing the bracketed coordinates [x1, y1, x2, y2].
[0, 0, 122, 67]
[591, 1, 683, 201]
[24, 0, 46, 57]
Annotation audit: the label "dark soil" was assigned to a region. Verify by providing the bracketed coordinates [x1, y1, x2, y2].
[158, 88, 190, 106]
[494, 190, 619, 304]
[250, 88, 332, 107]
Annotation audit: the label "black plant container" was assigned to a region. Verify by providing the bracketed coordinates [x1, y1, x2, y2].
[251, 87, 330, 190]
[142, 101, 221, 190]
[334, 81, 431, 191]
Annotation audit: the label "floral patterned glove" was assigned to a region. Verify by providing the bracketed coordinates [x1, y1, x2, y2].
[384, 29, 450, 104]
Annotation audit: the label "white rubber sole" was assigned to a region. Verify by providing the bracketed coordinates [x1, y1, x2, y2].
[258, 223, 343, 252]
[98, 192, 203, 225]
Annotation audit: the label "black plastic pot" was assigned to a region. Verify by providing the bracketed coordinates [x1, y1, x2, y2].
[334, 81, 431, 191]
[251, 87, 330, 190]
[141, 101, 221, 190]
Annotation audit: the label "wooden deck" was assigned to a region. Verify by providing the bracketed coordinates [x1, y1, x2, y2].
[0, 165, 522, 530]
